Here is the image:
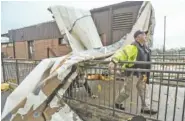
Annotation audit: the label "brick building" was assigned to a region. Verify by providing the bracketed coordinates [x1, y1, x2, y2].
[1, 42, 14, 58]
[1, 1, 143, 60]
[1, 21, 72, 60]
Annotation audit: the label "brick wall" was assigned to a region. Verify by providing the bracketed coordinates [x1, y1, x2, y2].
[15, 41, 28, 59]
[1, 38, 72, 60]
[34, 38, 71, 60]
[1, 44, 14, 58]
[1, 42, 28, 59]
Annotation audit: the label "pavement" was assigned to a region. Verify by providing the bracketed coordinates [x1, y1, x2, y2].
[68, 78, 185, 121]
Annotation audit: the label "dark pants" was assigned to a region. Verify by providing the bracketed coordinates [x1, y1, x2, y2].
[146, 72, 150, 84]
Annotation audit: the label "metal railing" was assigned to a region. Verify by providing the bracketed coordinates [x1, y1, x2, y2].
[1, 54, 185, 120]
[1, 58, 40, 85]
[1, 54, 184, 85]
[151, 54, 185, 62]
[64, 60, 185, 121]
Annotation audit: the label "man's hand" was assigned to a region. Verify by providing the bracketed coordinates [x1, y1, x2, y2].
[143, 74, 147, 82]
[139, 74, 147, 82]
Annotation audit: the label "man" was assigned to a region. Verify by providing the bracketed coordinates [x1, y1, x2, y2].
[109, 30, 158, 114]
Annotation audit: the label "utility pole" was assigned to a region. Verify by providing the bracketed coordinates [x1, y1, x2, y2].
[163, 16, 166, 62]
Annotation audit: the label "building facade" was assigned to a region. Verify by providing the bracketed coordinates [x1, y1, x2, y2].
[1, 21, 72, 60]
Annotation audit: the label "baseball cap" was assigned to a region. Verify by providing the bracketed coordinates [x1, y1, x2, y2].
[134, 30, 148, 38]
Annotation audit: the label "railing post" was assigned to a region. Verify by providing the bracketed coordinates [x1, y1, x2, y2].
[179, 51, 180, 60]
[113, 62, 116, 116]
[182, 89, 185, 121]
[15, 59, 20, 84]
[1, 57, 6, 83]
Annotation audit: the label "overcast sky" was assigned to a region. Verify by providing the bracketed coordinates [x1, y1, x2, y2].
[1, 0, 185, 49]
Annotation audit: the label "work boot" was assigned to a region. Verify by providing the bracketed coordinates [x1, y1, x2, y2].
[115, 103, 125, 110]
[141, 106, 158, 115]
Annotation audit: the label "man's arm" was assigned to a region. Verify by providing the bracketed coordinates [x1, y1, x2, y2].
[109, 45, 138, 70]
[121, 45, 138, 70]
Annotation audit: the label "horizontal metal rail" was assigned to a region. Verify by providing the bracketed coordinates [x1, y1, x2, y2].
[80, 66, 185, 74]
[83, 60, 185, 65]
[151, 54, 185, 56]
[3, 58, 41, 61]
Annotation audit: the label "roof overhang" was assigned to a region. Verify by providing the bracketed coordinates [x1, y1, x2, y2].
[1, 33, 9, 37]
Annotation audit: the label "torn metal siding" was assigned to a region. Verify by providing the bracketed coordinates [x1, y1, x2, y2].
[90, 1, 143, 13]
[2, 1, 155, 121]
[48, 5, 103, 51]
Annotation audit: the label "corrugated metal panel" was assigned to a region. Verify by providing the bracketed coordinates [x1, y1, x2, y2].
[9, 21, 62, 41]
[91, 10, 111, 45]
[112, 4, 141, 43]
[90, 1, 143, 13]
[91, 1, 142, 45]
[112, 12, 133, 30]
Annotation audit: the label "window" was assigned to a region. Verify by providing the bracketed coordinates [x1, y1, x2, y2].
[58, 37, 68, 45]
[2, 44, 7, 48]
[8, 43, 13, 47]
[28, 40, 34, 59]
[2, 43, 13, 47]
